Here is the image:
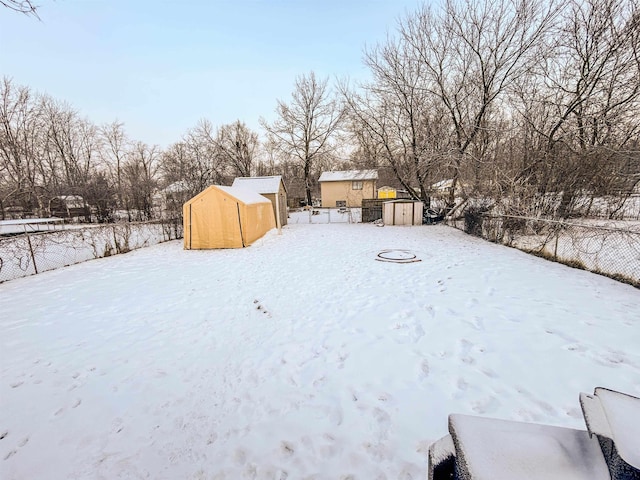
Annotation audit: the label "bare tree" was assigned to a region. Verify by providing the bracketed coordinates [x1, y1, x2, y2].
[100, 121, 129, 210]
[254, 137, 280, 177]
[341, 33, 450, 207]
[122, 142, 159, 220]
[40, 97, 101, 219]
[215, 120, 259, 178]
[261, 72, 343, 205]
[1, 0, 38, 18]
[159, 119, 229, 201]
[514, 0, 640, 217]
[401, 0, 558, 209]
[0, 78, 42, 216]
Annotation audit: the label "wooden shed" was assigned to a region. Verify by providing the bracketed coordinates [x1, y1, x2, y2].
[231, 176, 287, 229]
[382, 200, 423, 226]
[183, 185, 275, 249]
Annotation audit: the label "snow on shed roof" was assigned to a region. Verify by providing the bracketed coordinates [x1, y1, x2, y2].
[318, 170, 378, 182]
[215, 185, 272, 205]
[164, 180, 191, 194]
[231, 176, 284, 194]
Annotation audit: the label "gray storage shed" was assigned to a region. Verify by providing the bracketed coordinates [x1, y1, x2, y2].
[232, 176, 288, 229]
[382, 200, 423, 226]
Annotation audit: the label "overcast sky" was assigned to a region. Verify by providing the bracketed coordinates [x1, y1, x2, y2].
[1, 0, 422, 148]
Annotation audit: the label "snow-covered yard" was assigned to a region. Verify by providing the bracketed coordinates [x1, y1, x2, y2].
[1, 216, 639, 479]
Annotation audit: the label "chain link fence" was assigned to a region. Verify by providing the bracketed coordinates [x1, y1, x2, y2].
[447, 213, 640, 288]
[0, 218, 183, 284]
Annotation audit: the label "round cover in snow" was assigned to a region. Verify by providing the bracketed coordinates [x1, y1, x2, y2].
[376, 249, 422, 263]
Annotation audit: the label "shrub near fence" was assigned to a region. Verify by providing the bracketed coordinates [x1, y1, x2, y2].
[448, 214, 640, 288]
[0, 219, 183, 283]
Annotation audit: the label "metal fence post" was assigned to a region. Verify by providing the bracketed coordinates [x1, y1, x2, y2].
[26, 234, 38, 274]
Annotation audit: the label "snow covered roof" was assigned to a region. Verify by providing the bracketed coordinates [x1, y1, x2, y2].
[56, 195, 83, 201]
[163, 181, 191, 194]
[432, 179, 453, 190]
[215, 185, 272, 205]
[54, 195, 85, 208]
[318, 170, 378, 182]
[231, 176, 284, 194]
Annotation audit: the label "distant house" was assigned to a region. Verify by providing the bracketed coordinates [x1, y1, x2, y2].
[432, 179, 453, 191]
[318, 170, 378, 208]
[231, 175, 288, 228]
[49, 195, 88, 219]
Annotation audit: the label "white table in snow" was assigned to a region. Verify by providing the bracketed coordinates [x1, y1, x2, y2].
[446, 414, 610, 480]
[580, 387, 640, 480]
[428, 387, 640, 480]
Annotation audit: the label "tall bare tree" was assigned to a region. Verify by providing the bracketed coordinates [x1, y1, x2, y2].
[514, 0, 640, 216]
[341, 34, 449, 206]
[159, 119, 229, 199]
[215, 120, 259, 178]
[261, 72, 343, 205]
[122, 142, 159, 220]
[100, 121, 129, 210]
[401, 0, 558, 209]
[0, 78, 42, 216]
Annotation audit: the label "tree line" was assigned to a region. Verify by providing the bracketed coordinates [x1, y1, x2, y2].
[342, 0, 640, 218]
[1, 0, 638, 222]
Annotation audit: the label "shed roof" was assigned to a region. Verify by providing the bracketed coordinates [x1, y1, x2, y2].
[231, 176, 285, 194]
[318, 170, 378, 182]
[53, 195, 85, 208]
[215, 185, 272, 205]
[164, 180, 191, 194]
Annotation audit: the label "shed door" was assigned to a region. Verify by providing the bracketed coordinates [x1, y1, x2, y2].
[394, 203, 411, 225]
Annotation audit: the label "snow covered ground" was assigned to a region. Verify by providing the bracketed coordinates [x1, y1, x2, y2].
[1, 214, 639, 479]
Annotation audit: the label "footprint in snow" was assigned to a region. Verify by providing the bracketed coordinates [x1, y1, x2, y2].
[4, 449, 17, 460]
[362, 441, 392, 461]
[424, 304, 436, 318]
[471, 396, 499, 415]
[253, 299, 272, 318]
[418, 359, 430, 380]
[593, 350, 636, 368]
[372, 407, 391, 439]
[234, 448, 247, 465]
[280, 441, 295, 457]
[378, 392, 391, 402]
[318, 437, 338, 459]
[457, 339, 476, 365]
[456, 377, 468, 392]
[563, 343, 587, 353]
[2, 435, 29, 461]
[465, 315, 484, 331]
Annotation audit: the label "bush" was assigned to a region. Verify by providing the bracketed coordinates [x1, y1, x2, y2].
[464, 206, 489, 236]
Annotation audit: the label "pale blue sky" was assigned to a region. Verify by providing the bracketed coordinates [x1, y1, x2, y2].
[1, 0, 422, 147]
